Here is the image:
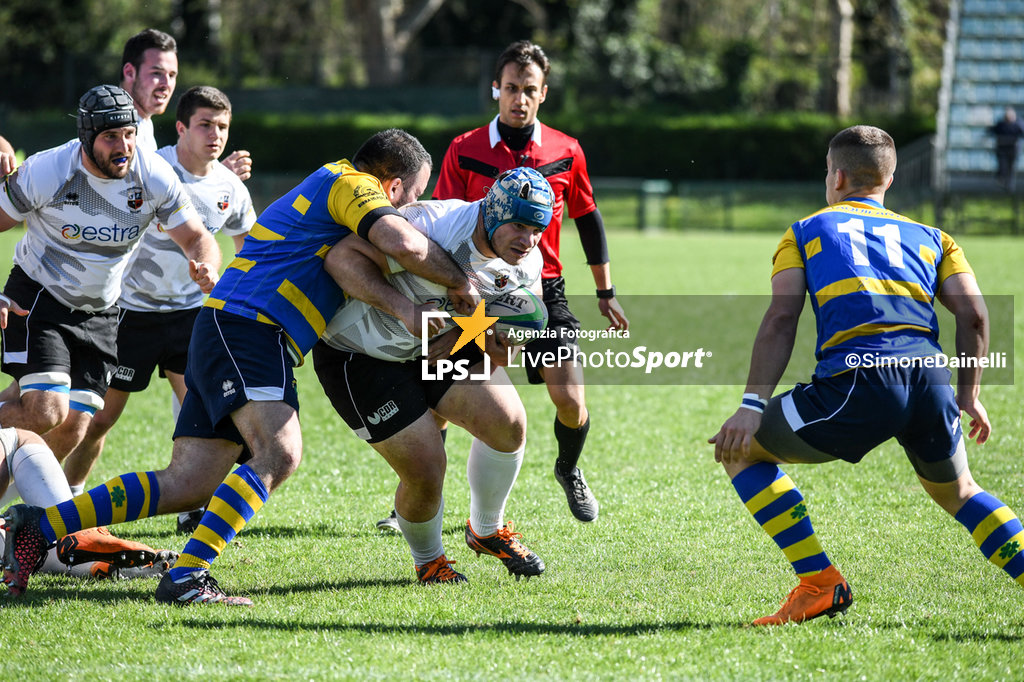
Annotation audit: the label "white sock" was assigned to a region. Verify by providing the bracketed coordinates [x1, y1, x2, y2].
[69, 483, 85, 497]
[171, 391, 182, 422]
[467, 438, 524, 537]
[395, 500, 445, 567]
[6, 441, 83, 575]
[10, 442, 73, 507]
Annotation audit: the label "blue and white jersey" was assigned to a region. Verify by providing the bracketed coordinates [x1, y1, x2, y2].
[118, 145, 255, 311]
[322, 198, 542, 361]
[0, 138, 197, 312]
[772, 197, 973, 377]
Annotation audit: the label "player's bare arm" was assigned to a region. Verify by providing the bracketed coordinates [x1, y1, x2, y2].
[365, 213, 479, 315]
[166, 217, 222, 293]
[324, 236, 443, 339]
[0, 204, 23, 234]
[0, 207, 28, 326]
[938, 271, 992, 443]
[710, 267, 806, 464]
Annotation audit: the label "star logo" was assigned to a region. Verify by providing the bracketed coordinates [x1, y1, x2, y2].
[449, 301, 498, 354]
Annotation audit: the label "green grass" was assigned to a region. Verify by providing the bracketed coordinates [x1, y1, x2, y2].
[1, 227, 1023, 680]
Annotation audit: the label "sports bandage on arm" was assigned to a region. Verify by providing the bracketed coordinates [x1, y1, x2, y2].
[739, 393, 767, 414]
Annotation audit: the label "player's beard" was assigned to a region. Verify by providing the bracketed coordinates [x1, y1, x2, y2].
[95, 148, 133, 179]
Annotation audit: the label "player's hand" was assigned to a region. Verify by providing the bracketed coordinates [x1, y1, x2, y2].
[447, 281, 480, 316]
[189, 260, 219, 294]
[957, 394, 991, 444]
[222, 150, 252, 181]
[708, 408, 762, 464]
[0, 293, 28, 329]
[0, 153, 17, 178]
[426, 329, 458, 363]
[599, 297, 629, 331]
[400, 302, 446, 339]
[483, 325, 513, 366]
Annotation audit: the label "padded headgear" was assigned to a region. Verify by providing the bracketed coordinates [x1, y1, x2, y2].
[77, 85, 139, 163]
[483, 167, 554, 242]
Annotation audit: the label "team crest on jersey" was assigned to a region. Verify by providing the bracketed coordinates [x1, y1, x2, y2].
[63, 192, 79, 207]
[217, 193, 230, 212]
[494, 274, 509, 289]
[126, 187, 144, 211]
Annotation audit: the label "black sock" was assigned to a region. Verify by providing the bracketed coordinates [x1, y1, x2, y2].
[554, 416, 590, 476]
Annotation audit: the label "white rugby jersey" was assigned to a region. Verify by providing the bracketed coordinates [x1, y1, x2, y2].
[0, 139, 198, 312]
[135, 117, 157, 155]
[322, 198, 542, 361]
[118, 145, 255, 311]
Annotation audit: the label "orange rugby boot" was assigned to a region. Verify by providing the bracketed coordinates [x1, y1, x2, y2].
[752, 565, 853, 626]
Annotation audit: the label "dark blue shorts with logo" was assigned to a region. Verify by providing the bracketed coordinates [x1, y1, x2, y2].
[173, 307, 299, 456]
[755, 364, 967, 483]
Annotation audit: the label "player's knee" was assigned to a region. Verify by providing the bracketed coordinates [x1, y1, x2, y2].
[550, 387, 585, 418]
[20, 401, 67, 434]
[11, 428, 45, 451]
[396, 449, 446, 489]
[402, 470, 445, 499]
[88, 408, 119, 436]
[495, 415, 527, 453]
[18, 373, 72, 432]
[249, 444, 302, 485]
[555, 404, 587, 430]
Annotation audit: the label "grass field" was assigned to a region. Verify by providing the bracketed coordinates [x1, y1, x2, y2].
[1, 226, 1023, 680]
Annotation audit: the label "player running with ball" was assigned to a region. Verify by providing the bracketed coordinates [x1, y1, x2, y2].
[314, 167, 553, 583]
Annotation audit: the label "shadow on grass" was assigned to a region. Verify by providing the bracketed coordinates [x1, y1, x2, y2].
[165, 618, 742, 635]
[112, 521, 470, 543]
[159, 616, 1024, 639]
[929, 631, 1024, 643]
[0, 575, 412, 606]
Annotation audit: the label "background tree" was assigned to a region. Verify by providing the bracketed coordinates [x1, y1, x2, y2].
[349, 0, 448, 86]
[0, 0, 951, 118]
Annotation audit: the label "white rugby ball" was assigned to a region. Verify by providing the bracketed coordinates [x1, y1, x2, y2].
[487, 286, 548, 337]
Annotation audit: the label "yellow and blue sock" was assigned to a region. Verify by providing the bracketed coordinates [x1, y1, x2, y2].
[955, 491, 1024, 586]
[731, 462, 831, 577]
[40, 472, 160, 543]
[169, 464, 267, 580]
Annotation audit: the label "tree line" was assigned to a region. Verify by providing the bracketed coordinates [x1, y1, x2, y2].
[1, 0, 948, 118]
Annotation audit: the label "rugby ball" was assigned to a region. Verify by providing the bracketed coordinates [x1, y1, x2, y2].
[487, 286, 548, 337]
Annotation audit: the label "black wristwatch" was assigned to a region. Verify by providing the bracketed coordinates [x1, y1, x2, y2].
[596, 286, 616, 299]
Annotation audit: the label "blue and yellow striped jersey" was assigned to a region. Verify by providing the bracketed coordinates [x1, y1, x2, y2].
[205, 159, 399, 361]
[772, 197, 973, 377]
